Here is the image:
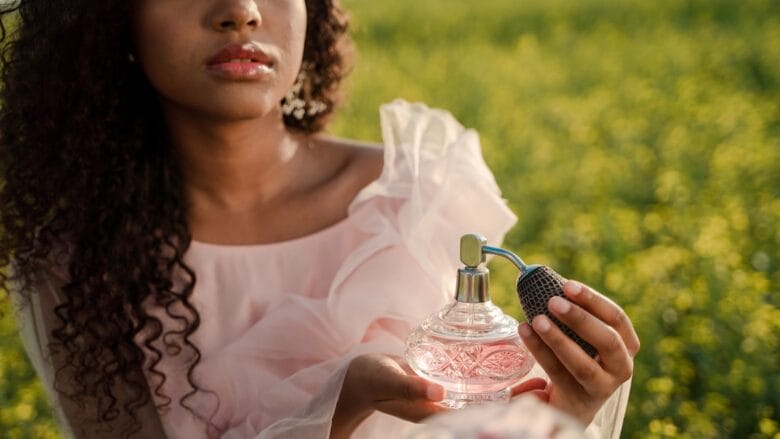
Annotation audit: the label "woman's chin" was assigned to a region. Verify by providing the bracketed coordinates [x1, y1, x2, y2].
[170, 98, 284, 124]
[209, 106, 281, 122]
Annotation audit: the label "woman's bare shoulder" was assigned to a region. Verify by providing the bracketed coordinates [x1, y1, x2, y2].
[316, 135, 383, 159]
[313, 135, 384, 186]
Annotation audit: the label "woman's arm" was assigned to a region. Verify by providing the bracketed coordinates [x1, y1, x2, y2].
[15, 268, 167, 438]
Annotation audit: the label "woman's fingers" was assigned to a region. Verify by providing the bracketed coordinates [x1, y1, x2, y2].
[548, 296, 633, 380]
[339, 354, 447, 428]
[563, 281, 640, 357]
[373, 399, 447, 423]
[529, 314, 616, 396]
[362, 355, 444, 403]
[352, 355, 447, 423]
[519, 322, 584, 395]
[527, 389, 551, 403]
[510, 377, 548, 397]
[510, 378, 550, 402]
[377, 374, 443, 403]
[516, 283, 639, 425]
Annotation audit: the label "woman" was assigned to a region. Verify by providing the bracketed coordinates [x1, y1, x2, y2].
[0, 0, 639, 437]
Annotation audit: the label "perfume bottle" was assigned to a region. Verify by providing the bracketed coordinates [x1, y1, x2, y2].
[404, 234, 536, 408]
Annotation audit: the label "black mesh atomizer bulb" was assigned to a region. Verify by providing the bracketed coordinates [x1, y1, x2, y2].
[462, 233, 598, 358]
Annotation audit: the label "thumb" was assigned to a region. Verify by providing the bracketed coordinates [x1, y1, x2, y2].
[528, 389, 551, 403]
[511, 377, 549, 397]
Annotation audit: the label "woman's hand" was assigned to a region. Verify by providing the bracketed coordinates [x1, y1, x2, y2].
[518, 280, 640, 426]
[330, 354, 446, 438]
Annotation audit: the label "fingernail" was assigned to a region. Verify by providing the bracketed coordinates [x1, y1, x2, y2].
[549, 296, 571, 314]
[427, 385, 444, 401]
[533, 315, 551, 333]
[566, 281, 583, 296]
[518, 323, 532, 338]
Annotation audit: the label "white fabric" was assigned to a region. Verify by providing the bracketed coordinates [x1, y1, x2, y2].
[407, 395, 587, 438]
[11, 273, 75, 438]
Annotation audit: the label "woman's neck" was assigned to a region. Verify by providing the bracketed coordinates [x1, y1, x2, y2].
[159, 103, 384, 245]
[164, 105, 309, 214]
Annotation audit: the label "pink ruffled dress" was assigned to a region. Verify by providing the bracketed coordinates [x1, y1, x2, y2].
[15, 101, 629, 438]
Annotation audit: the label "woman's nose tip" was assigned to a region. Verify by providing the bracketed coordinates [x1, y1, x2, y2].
[217, 17, 259, 31]
[212, 2, 262, 32]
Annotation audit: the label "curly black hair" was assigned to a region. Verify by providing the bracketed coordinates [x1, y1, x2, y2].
[0, 0, 351, 437]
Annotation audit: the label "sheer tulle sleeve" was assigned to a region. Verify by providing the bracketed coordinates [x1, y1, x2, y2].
[11, 265, 76, 438]
[587, 378, 632, 438]
[12, 262, 166, 438]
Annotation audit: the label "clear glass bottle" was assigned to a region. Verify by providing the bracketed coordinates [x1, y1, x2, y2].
[405, 234, 535, 408]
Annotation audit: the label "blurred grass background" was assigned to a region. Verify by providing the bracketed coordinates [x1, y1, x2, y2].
[2, 0, 779, 437]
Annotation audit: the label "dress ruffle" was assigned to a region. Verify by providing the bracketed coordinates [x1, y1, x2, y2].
[329, 100, 517, 340]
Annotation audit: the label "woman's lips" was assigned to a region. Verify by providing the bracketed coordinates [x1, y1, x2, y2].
[206, 43, 275, 80]
[206, 61, 273, 80]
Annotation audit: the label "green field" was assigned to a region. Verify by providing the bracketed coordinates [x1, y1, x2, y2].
[2, 0, 779, 437]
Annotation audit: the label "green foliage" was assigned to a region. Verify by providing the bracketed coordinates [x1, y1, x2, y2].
[1, 0, 778, 437]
